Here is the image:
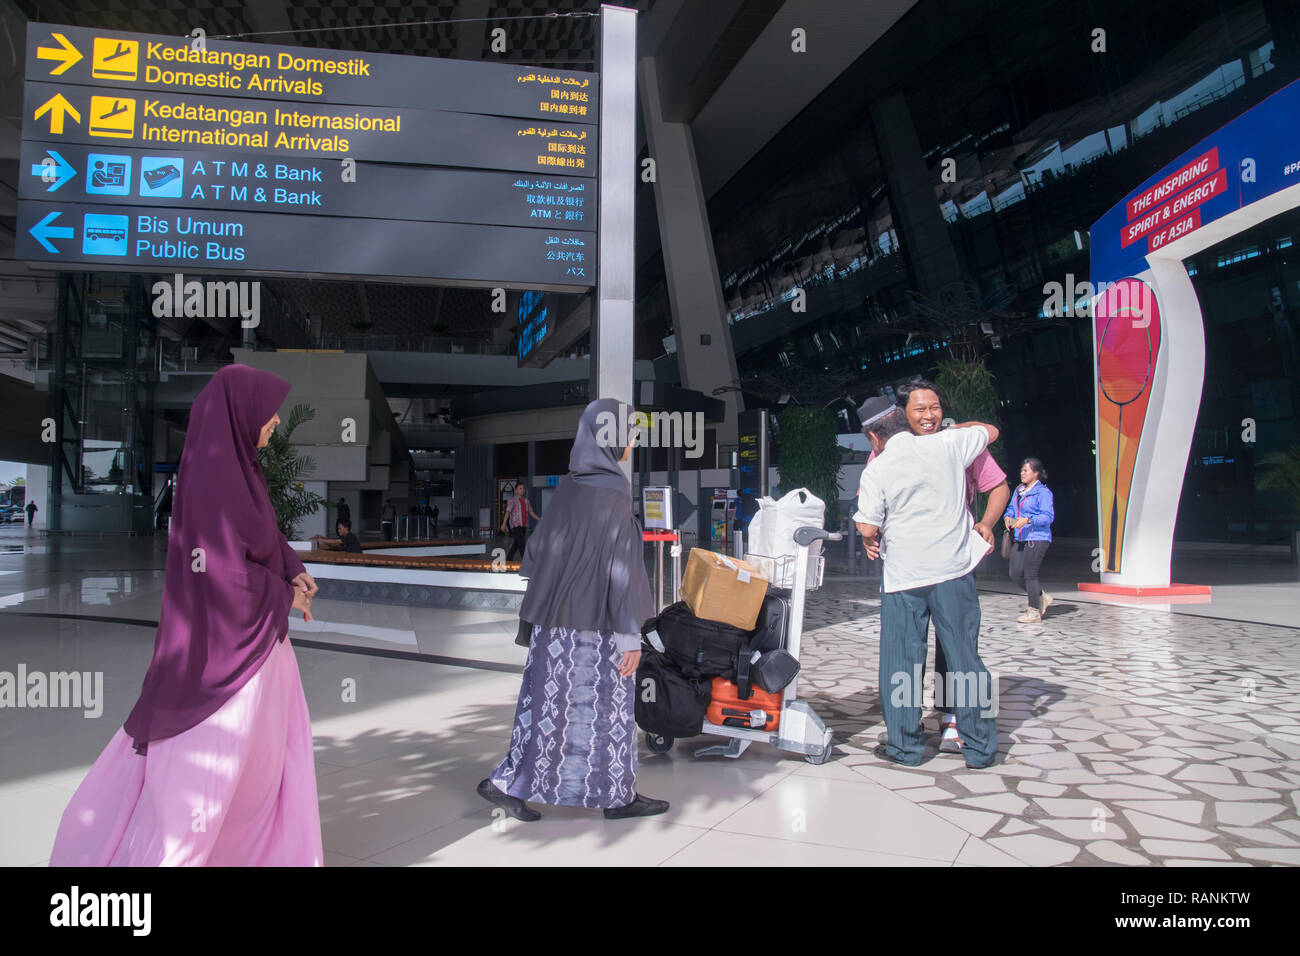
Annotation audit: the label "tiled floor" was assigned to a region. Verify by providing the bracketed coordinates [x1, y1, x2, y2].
[1, 528, 1297, 866]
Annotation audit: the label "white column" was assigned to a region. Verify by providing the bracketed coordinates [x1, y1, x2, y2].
[594, 5, 638, 417]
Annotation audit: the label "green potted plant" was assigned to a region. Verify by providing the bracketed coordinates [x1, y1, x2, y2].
[1256, 445, 1300, 562]
[776, 404, 841, 530]
[258, 402, 327, 539]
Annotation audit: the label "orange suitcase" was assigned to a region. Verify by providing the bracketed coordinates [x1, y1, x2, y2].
[707, 677, 781, 732]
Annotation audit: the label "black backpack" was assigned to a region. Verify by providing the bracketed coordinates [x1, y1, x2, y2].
[635, 647, 711, 738]
[645, 601, 752, 680]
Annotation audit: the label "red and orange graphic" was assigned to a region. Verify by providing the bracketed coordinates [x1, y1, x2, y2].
[1095, 278, 1162, 573]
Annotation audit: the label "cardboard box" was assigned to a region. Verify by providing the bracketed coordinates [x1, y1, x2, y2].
[680, 548, 769, 630]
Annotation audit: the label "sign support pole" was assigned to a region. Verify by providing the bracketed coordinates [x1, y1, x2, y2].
[594, 4, 637, 474]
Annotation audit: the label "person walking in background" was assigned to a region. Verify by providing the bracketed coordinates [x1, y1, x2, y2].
[381, 499, 396, 541]
[432, 503, 439, 532]
[1005, 457, 1055, 624]
[500, 481, 540, 561]
[25, 500, 36, 527]
[479, 398, 668, 821]
[336, 496, 350, 528]
[50, 364, 322, 866]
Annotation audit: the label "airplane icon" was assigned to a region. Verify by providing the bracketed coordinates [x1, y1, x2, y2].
[89, 95, 136, 138]
[92, 37, 139, 81]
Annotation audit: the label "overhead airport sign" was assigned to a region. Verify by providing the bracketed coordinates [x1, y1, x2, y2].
[25, 23, 598, 120]
[23, 82, 595, 174]
[16, 200, 593, 289]
[20, 21, 599, 289]
[19, 142, 595, 230]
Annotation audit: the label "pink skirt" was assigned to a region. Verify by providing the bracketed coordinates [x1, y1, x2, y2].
[50, 636, 323, 866]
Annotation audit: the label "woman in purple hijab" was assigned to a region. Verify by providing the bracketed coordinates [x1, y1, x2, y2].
[51, 364, 324, 866]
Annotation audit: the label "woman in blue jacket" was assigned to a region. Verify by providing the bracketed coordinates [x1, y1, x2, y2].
[1004, 457, 1055, 623]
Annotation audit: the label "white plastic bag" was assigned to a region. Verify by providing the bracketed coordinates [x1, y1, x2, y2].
[746, 488, 825, 587]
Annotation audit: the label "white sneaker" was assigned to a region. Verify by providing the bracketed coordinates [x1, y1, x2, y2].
[1017, 607, 1042, 624]
[939, 718, 963, 753]
[1039, 591, 1054, 615]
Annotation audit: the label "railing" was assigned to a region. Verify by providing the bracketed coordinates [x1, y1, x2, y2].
[317, 334, 511, 355]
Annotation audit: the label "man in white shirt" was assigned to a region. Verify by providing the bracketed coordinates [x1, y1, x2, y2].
[854, 408, 1000, 769]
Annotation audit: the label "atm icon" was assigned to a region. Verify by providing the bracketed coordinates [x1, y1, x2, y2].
[86, 154, 131, 195]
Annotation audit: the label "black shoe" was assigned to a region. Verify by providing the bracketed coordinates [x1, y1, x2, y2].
[477, 778, 541, 822]
[872, 743, 922, 767]
[603, 793, 669, 820]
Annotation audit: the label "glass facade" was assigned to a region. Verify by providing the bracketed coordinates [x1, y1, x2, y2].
[48, 274, 156, 533]
[658, 0, 1300, 543]
[1183, 206, 1300, 541]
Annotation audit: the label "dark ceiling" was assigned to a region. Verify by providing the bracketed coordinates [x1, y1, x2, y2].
[9, 0, 658, 66]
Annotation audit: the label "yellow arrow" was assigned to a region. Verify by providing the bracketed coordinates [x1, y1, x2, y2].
[34, 94, 80, 135]
[37, 33, 83, 76]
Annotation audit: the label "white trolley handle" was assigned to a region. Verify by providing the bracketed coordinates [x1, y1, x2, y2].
[785, 527, 842, 702]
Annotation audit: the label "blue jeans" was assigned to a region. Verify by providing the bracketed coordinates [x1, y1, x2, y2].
[879, 572, 998, 767]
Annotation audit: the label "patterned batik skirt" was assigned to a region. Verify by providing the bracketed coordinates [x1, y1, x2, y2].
[490, 625, 637, 810]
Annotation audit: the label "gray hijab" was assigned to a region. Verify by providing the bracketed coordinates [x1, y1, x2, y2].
[568, 397, 634, 492]
[518, 398, 654, 634]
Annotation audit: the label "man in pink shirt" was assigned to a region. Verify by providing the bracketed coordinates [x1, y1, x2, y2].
[501, 481, 542, 561]
[861, 379, 1009, 753]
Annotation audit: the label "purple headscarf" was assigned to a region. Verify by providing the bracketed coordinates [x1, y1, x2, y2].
[123, 364, 306, 754]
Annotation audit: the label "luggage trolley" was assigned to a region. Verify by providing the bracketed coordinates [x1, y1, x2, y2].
[643, 526, 840, 765]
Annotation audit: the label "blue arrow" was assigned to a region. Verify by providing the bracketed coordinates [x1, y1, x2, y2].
[30, 211, 74, 254]
[29, 150, 76, 192]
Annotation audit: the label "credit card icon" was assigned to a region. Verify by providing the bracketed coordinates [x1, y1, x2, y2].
[139, 157, 184, 197]
[143, 165, 180, 189]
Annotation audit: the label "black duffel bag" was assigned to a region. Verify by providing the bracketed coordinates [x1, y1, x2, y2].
[645, 601, 751, 680]
[635, 647, 711, 739]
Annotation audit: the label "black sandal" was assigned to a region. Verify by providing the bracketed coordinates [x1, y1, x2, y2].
[477, 778, 541, 822]
[603, 793, 669, 819]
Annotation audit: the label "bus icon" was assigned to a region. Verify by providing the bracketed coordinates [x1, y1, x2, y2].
[83, 214, 128, 256]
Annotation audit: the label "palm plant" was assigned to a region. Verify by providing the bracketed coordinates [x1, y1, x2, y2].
[258, 402, 327, 538]
[776, 404, 841, 530]
[1257, 445, 1300, 518]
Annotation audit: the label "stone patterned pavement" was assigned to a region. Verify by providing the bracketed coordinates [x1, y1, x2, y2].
[794, 576, 1300, 866]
